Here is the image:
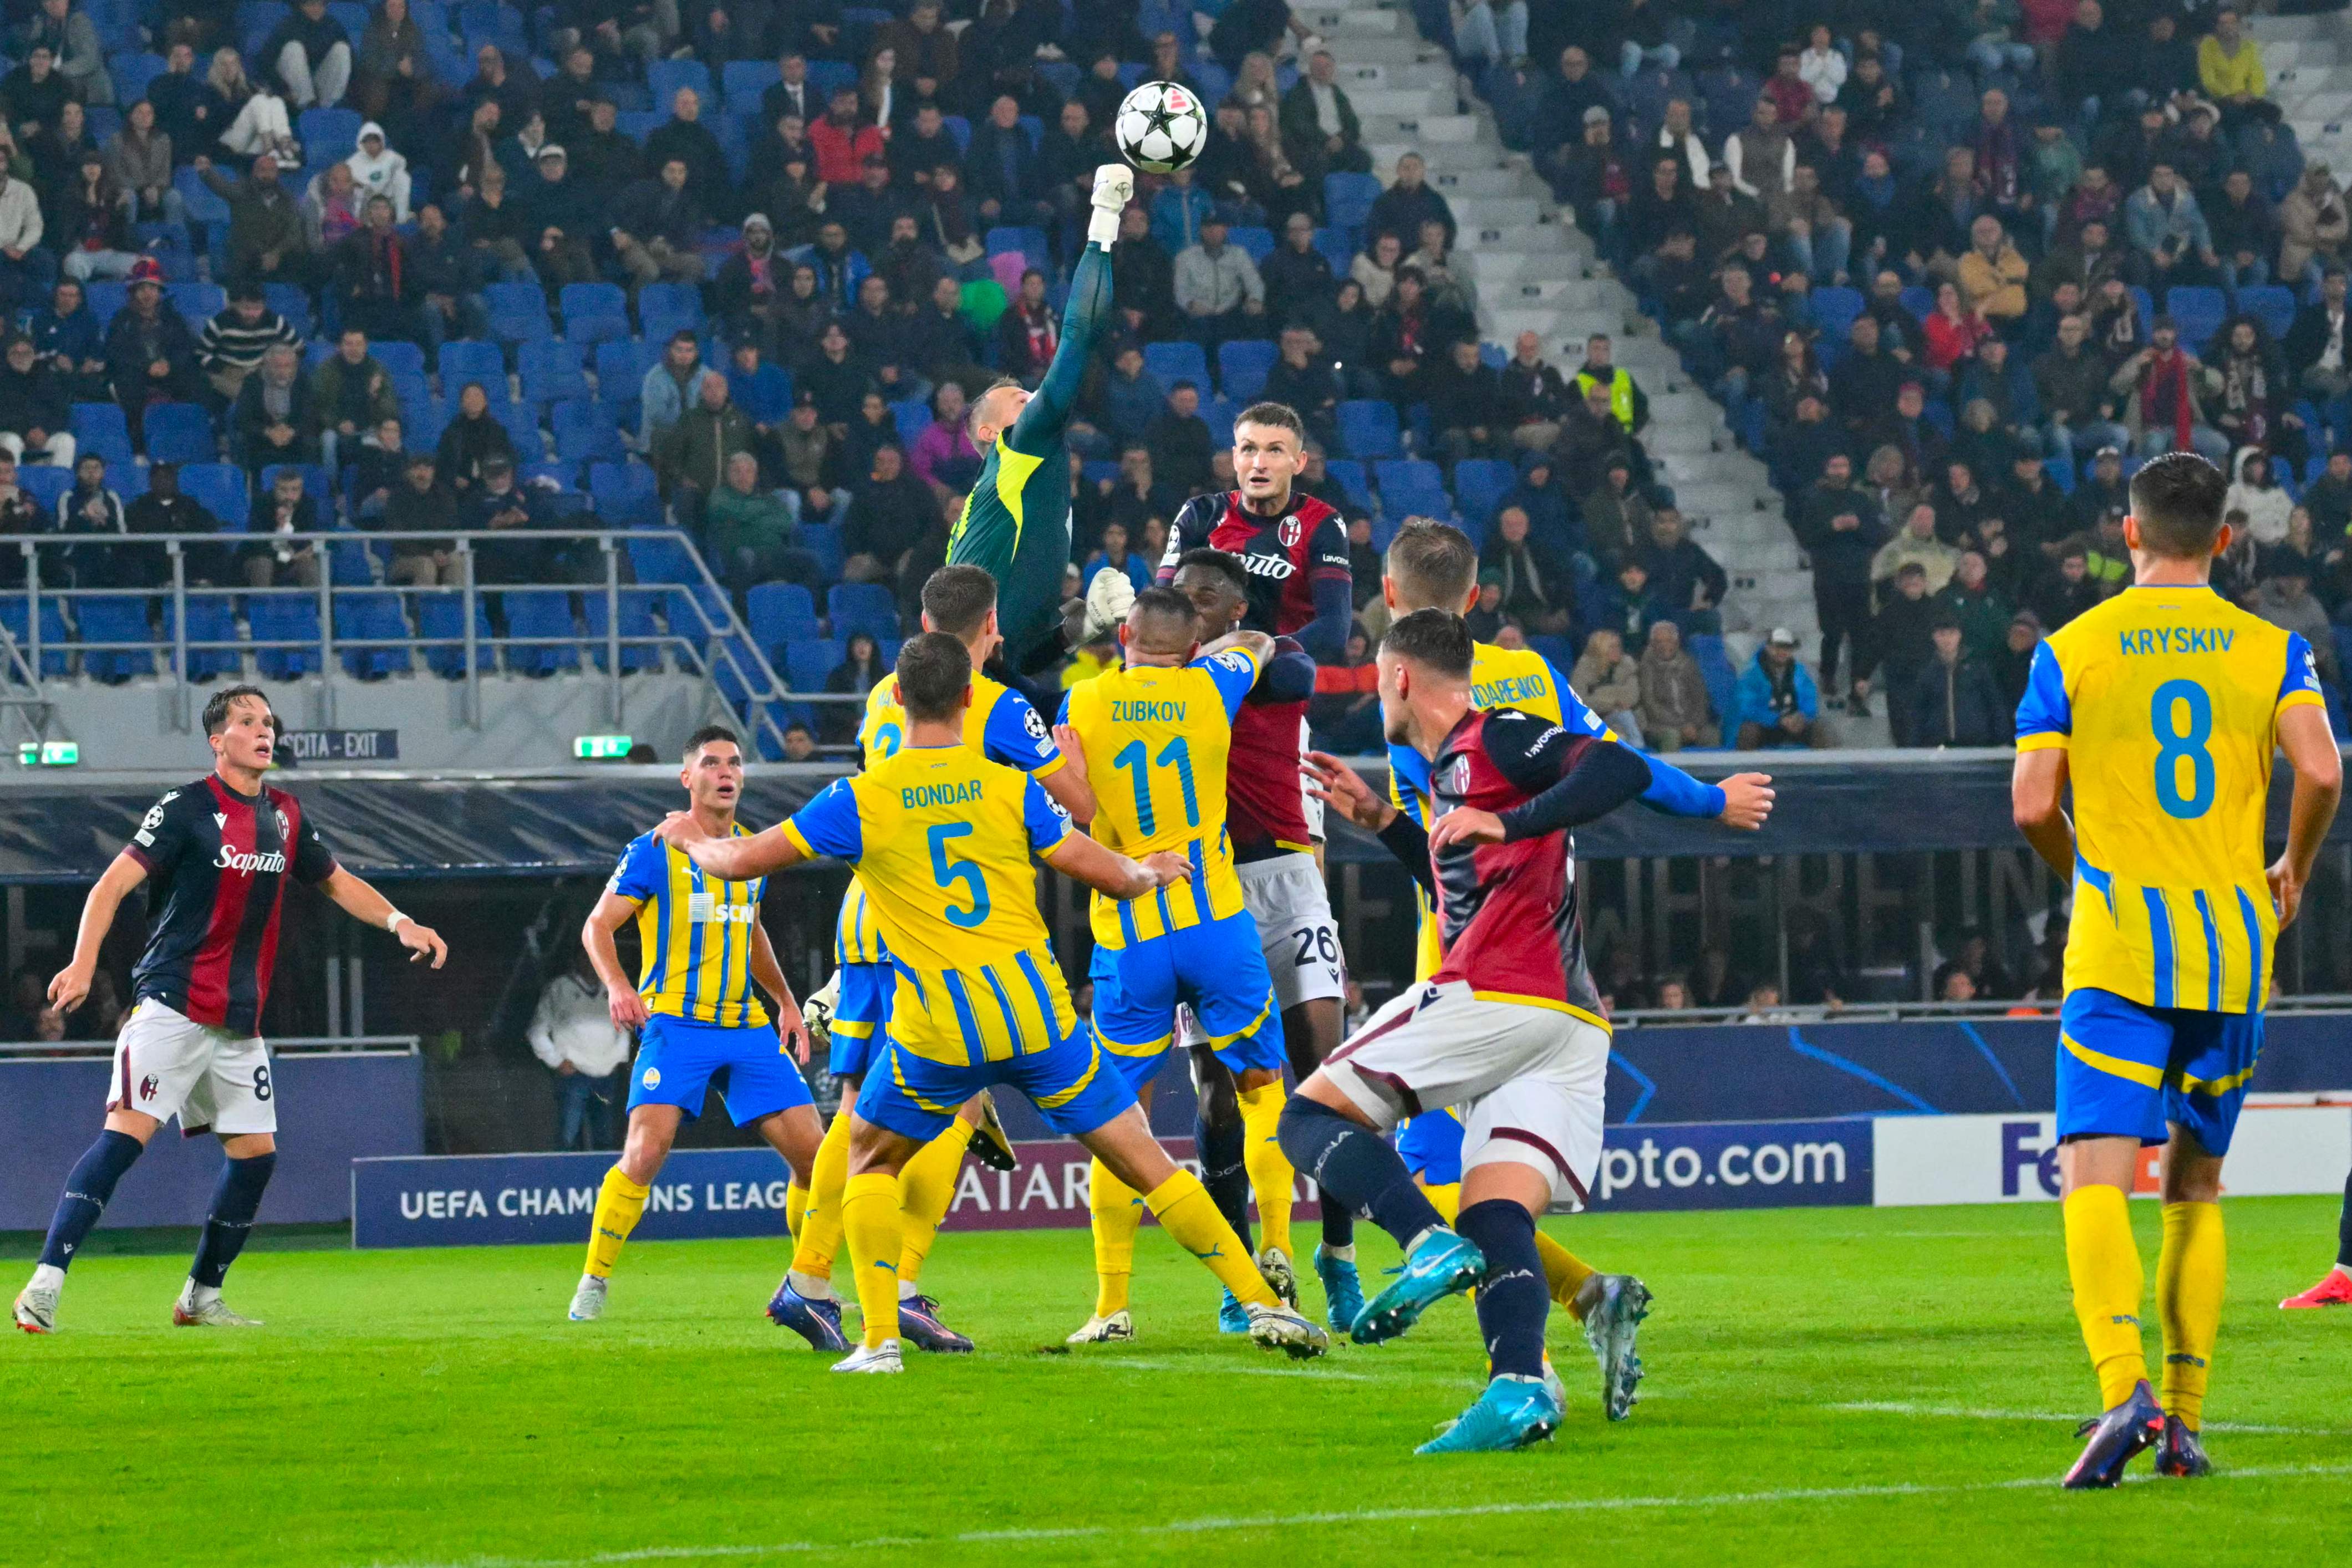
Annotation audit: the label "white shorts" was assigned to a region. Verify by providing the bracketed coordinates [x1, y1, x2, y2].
[1179, 853, 1344, 1049]
[107, 998, 278, 1137]
[1323, 980, 1607, 1213]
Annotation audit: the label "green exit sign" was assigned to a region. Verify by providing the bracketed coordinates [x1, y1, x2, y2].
[17, 740, 78, 766]
[574, 735, 633, 760]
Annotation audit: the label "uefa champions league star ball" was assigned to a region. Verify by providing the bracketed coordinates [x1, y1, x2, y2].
[1114, 81, 1210, 175]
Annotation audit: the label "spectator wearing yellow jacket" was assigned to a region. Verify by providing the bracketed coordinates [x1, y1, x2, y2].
[2198, 9, 2275, 128]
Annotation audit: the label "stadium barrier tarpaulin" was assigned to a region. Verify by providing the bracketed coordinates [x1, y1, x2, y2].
[0, 751, 2339, 882]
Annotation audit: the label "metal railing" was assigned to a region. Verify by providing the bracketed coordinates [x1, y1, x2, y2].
[1, 527, 832, 755]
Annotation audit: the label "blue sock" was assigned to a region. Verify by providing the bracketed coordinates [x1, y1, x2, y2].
[1457, 1198, 1547, 1382]
[1195, 1111, 1254, 1257]
[1277, 1095, 1444, 1248]
[38, 1129, 144, 1270]
[190, 1152, 276, 1289]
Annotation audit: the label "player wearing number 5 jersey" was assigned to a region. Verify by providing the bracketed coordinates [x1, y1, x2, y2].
[778, 566, 1088, 1353]
[2012, 452, 2341, 1488]
[1055, 589, 1302, 1343]
[14, 684, 449, 1336]
[665, 633, 1329, 1372]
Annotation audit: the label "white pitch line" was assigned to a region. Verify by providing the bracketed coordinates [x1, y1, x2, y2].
[1038, 1356, 1378, 1382]
[359, 1463, 2352, 1568]
[1828, 1401, 2341, 1436]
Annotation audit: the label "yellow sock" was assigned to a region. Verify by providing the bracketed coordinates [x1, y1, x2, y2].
[1540, 1235, 1600, 1319]
[1090, 1157, 1143, 1317]
[839, 1170, 905, 1350]
[897, 1117, 976, 1287]
[785, 1183, 807, 1249]
[2157, 1200, 2225, 1431]
[583, 1167, 649, 1280]
[1420, 1179, 1460, 1222]
[2064, 1184, 2149, 1409]
[790, 1111, 852, 1281]
[1145, 1169, 1274, 1307]
[1237, 1082, 1295, 1261]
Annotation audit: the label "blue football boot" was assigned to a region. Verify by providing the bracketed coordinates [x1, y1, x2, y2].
[1416, 1374, 1563, 1455]
[2062, 1379, 2165, 1488]
[1352, 1228, 1486, 1345]
[2155, 1414, 2212, 1478]
[1316, 1245, 1365, 1333]
[1217, 1289, 1251, 1333]
[767, 1277, 849, 1351]
[897, 1293, 975, 1353]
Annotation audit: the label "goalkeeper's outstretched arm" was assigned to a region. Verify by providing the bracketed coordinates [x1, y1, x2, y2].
[1006, 164, 1130, 457]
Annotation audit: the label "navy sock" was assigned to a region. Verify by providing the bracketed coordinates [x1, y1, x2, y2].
[190, 1152, 276, 1290]
[1195, 1111, 1254, 1258]
[1277, 1096, 1444, 1248]
[1457, 1198, 1547, 1381]
[38, 1129, 145, 1270]
[2339, 1168, 2352, 1270]
[1320, 1184, 1355, 1251]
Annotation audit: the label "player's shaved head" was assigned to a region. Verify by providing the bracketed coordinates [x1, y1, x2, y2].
[1381, 608, 1475, 680]
[896, 632, 973, 722]
[1124, 586, 1200, 656]
[1385, 519, 1479, 612]
[202, 682, 272, 736]
[968, 376, 1025, 443]
[920, 564, 999, 638]
[2128, 451, 2232, 558]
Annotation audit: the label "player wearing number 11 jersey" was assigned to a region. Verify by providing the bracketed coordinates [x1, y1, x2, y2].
[2012, 452, 2341, 1487]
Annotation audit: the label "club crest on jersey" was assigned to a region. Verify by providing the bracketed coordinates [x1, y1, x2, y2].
[1277, 517, 1302, 548]
[275, 807, 291, 839]
[1448, 757, 1473, 793]
[139, 1073, 159, 1101]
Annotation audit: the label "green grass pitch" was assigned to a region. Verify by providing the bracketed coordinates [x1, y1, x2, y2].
[8, 1196, 2351, 1567]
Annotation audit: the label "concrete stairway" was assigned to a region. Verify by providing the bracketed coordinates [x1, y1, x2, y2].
[1300, 0, 1857, 734]
[2259, 9, 2352, 175]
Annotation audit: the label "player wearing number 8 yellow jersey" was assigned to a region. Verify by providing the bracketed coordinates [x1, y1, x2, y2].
[2012, 452, 2341, 1488]
[778, 566, 1096, 1356]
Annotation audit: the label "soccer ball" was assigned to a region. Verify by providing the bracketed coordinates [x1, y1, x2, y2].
[1115, 81, 1209, 175]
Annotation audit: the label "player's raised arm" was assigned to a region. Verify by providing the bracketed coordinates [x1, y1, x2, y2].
[1434, 720, 1656, 851]
[48, 851, 147, 1012]
[654, 812, 811, 880]
[2269, 702, 2343, 928]
[1004, 164, 1128, 456]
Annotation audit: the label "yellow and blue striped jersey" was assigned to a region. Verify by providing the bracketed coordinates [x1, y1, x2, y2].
[1058, 645, 1262, 949]
[2016, 585, 2324, 1014]
[1390, 641, 1584, 980]
[788, 744, 1079, 1067]
[607, 824, 771, 1027]
[833, 666, 1064, 965]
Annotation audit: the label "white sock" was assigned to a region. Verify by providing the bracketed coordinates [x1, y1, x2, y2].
[786, 1269, 834, 1301]
[898, 1279, 920, 1302]
[180, 1280, 220, 1310]
[29, 1263, 64, 1293]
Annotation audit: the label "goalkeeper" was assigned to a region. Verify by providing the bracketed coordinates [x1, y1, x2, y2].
[949, 164, 1133, 667]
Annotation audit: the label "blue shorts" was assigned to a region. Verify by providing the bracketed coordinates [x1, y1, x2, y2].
[2056, 987, 2264, 1155]
[855, 1025, 1134, 1144]
[1090, 910, 1285, 1096]
[828, 961, 893, 1079]
[1397, 1109, 1464, 1184]
[627, 1015, 815, 1126]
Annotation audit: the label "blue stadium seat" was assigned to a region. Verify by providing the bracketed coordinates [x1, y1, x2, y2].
[1143, 341, 1209, 389]
[590, 460, 661, 527]
[1228, 226, 1275, 263]
[298, 108, 362, 162]
[1203, 395, 1235, 451]
[796, 520, 842, 582]
[75, 594, 155, 681]
[163, 594, 242, 680]
[111, 52, 167, 105]
[747, 581, 820, 651]
[782, 636, 842, 692]
[518, 338, 589, 405]
[334, 590, 413, 677]
[646, 58, 712, 107]
[416, 589, 492, 677]
[501, 589, 581, 674]
[2044, 456, 2076, 494]
[168, 281, 225, 328]
[1323, 457, 1373, 511]
[638, 282, 704, 329]
[0, 595, 70, 675]
[1452, 457, 1515, 531]
[72, 403, 135, 466]
[582, 586, 664, 672]
[594, 338, 661, 419]
[1374, 458, 1450, 520]
[2237, 284, 2296, 342]
[179, 463, 248, 528]
[1336, 400, 1400, 459]
[20, 466, 73, 517]
[626, 532, 702, 588]
[1810, 286, 1864, 340]
[1218, 339, 1276, 401]
[1688, 633, 1737, 746]
[721, 59, 780, 106]
[248, 593, 323, 679]
[2166, 285, 2227, 347]
[986, 226, 1050, 267]
[484, 280, 552, 347]
[1323, 172, 1381, 231]
[85, 280, 129, 327]
[371, 340, 426, 381]
[261, 283, 309, 337]
[891, 399, 933, 446]
[826, 582, 895, 635]
[493, 400, 543, 460]
[437, 340, 506, 398]
[552, 400, 626, 466]
[560, 283, 631, 345]
[141, 403, 214, 465]
[325, 531, 375, 585]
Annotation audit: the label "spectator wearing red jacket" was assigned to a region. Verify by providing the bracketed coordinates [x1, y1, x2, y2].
[808, 85, 883, 186]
